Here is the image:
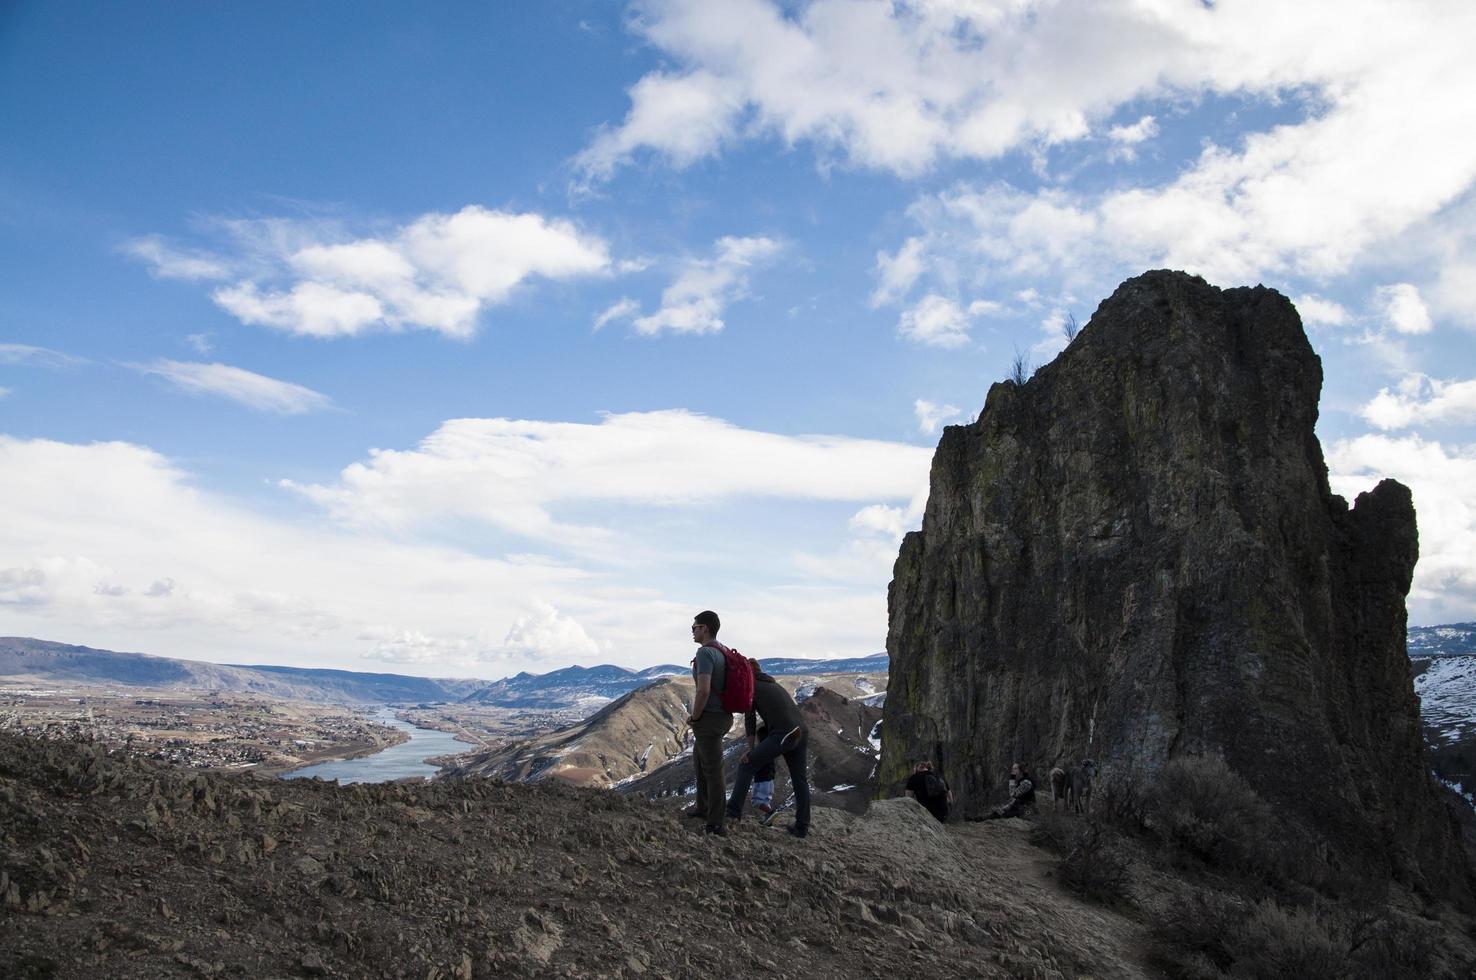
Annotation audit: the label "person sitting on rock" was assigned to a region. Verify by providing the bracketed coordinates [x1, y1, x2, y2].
[725, 660, 810, 838]
[977, 762, 1036, 820]
[904, 760, 953, 823]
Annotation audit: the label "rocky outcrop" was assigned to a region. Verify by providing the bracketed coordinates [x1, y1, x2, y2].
[882, 270, 1470, 901]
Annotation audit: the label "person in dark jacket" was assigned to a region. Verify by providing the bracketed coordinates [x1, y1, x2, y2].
[725, 660, 811, 838]
[903, 760, 953, 823]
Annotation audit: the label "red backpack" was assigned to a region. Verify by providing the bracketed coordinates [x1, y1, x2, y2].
[707, 641, 754, 714]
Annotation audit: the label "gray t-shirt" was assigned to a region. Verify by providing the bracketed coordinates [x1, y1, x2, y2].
[692, 644, 727, 714]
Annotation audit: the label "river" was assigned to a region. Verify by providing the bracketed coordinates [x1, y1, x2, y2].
[281, 708, 467, 784]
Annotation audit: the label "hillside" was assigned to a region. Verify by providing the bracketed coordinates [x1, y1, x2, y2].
[0, 732, 1149, 979]
[1415, 654, 1476, 798]
[447, 674, 885, 793]
[447, 678, 692, 786]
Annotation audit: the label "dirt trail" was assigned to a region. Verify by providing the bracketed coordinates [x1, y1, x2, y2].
[1, 735, 1153, 979]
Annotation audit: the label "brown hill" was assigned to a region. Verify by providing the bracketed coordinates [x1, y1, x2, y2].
[445, 678, 691, 787]
[448, 673, 886, 790]
[0, 732, 1165, 979]
[619, 686, 883, 814]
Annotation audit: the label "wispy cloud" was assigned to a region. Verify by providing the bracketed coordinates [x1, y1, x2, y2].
[913, 398, 961, 435]
[593, 297, 640, 330]
[630, 236, 781, 336]
[134, 360, 334, 414]
[120, 234, 232, 281]
[0, 343, 86, 368]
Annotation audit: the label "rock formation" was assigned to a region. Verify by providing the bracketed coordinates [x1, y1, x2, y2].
[882, 270, 1471, 901]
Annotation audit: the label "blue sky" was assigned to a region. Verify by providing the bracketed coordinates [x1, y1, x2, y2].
[3, 1, 1475, 677]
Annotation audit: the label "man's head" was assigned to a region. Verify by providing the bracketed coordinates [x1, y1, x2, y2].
[913, 760, 933, 774]
[1010, 762, 1024, 779]
[691, 610, 720, 645]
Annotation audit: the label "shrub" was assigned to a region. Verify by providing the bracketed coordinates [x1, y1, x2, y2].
[1057, 821, 1132, 905]
[1031, 813, 1133, 906]
[1145, 754, 1288, 878]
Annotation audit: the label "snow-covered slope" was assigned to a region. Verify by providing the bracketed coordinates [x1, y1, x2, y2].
[1415, 655, 1476, 744]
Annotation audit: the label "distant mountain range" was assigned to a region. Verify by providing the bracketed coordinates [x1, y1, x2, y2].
[1408, 623, 1476, 658]
[0, 636, 888, 708]
[459, 653, 889, 708]
[0, 637, 486, 703]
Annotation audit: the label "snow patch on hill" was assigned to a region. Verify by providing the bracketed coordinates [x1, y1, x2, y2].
[1415, 655, 1476, 744]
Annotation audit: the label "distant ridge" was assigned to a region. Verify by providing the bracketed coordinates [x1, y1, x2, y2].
[0, 637, 484, 704]
[458, 653, 889, 708]
[1409, 623, 1476, 658]
[0, 636, 887, 708]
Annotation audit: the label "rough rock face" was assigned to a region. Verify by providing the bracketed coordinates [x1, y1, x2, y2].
[882, 270, 1470, 901]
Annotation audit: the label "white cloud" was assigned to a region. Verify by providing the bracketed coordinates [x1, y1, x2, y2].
[134, 360, 334, 415]
[897, 294, 974, 348]
[286, 409, 932, 551]
[1326, 434, 1476, 624]
[144, 206, 612, 339]
[497, 603, 601, 662]
[1361, 374, 1476, 431]
[871, 237, 927, 307]
[1292, 294, 1352, 329]
[185, 332, 214, 355]
[593, 296, 640, 329]
[617, 0, 1464, 314]
[631, 236, 781, 336]
[1107, 114, 1157, 146]
[913, 398, 961, 435]
[1375, 283, 1433, 335]
[0, 433, 922, 673]
[1106, 114, 1158, 161]
[0, 344, 84, 369]
[587, 0, 1476, 223]
[0, 386, 10, 399]
[121, 235, 232, 281]
[0, 435, 600, 672]
[576, 69, 744, 182]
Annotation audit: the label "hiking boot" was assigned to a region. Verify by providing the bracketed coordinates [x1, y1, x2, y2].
[759, 806, 780, 827]
[704, 824, 728, 837]
[786, 824, 808, 839]
[754, 802, 774, 817]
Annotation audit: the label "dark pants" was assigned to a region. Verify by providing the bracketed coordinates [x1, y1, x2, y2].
[692, 710, 733, 827]
[726, 729, 810, 830]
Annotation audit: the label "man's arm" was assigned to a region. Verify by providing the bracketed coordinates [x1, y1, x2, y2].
[689, 673, 711, 723]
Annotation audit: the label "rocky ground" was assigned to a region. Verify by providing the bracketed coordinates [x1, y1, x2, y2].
[0, 733, 1150, 979]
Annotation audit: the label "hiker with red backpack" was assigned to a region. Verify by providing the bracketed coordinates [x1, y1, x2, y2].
[684, 610, 754, 837]
[726, 659, 810, 838]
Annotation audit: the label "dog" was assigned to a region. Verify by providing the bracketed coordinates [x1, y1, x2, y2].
[1066, 759, 1097, 815]
[1049, 767, 1068, 810]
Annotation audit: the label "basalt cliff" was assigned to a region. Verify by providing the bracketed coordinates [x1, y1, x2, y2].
[882, 270, 1472, 902]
